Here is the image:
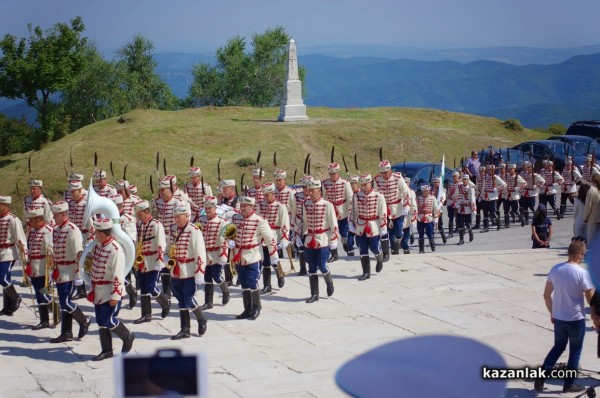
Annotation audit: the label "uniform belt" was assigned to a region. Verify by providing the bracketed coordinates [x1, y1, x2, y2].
[55, 260, 77, 265]
[239, 243, 260, 250]
[29, 255, 46, 260]
[331, 200, 346, 206]
[81, 229, 89, 233]
[308, 228, 329, 234]
[92, 280, 112, 285]
[0, 243, 15, 248]
[269, 225, 281, 230]
[206, 247, 221, 252]
[359, 216, 378, 221]
[386, 200, 401, 205]
[176, 257, 195, 263]
[142, 251, 157, 256]
[419, 211, 432, 214]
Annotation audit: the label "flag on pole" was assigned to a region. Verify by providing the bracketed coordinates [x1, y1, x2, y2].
[437, 154, 445, 204]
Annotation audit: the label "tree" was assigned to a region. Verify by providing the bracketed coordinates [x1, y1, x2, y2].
[115, 35, 178, 110]
[187, 26, 305, 107]
[0, 114, 35, 156]
[0, 17, 87, 146]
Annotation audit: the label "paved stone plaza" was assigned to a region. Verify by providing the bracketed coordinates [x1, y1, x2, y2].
[1, 213, 598, 398]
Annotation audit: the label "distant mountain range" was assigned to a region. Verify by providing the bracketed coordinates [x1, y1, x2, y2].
[2, 46, 599, 128]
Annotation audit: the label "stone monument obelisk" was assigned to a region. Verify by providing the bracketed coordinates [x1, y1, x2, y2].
[278, 39, 308, 122]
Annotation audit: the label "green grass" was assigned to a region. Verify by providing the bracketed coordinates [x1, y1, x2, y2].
[0, 106, 546, 216]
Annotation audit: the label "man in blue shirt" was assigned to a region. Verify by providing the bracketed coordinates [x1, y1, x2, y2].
[465, 151, 480, 184]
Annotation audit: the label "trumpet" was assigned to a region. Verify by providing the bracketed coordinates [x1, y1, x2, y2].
[40, 249, 60, 326]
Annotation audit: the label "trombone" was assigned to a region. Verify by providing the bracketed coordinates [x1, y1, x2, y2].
[40, 248, 60, 327]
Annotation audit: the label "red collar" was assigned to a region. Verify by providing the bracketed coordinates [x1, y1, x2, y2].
[244, 211, 255, 219]
[59, 220, 69, 228]
[102, 236, 115, 247]
[0, 210, 8, 218]
[363, 188, 373, 195]
[208, 213, 218, 221]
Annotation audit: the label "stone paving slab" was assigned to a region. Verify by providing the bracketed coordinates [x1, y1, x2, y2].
[1, 215, 598, 397]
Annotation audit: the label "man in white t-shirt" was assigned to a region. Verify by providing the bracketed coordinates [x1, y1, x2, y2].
[534, 241, 594, 393]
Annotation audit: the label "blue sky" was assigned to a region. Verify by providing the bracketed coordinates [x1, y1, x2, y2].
[1, 0, 599, 52]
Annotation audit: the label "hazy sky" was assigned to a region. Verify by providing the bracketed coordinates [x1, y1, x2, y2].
[1, 0, 598, 52]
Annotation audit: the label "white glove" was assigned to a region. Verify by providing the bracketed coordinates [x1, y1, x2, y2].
[277, 241, 289, 250]
[402, 207, 409, 216]
[380, 229, 387, 238]
[329, 240, 338, 250]
[227, 240, 236, 249]
[194, 274, 204, 285]
[74, 278, 84, 287]
[295, 235, 303, 247]
[153, 263, 163, 272]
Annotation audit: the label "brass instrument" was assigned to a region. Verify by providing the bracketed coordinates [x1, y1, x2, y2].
[220, 223, 237, 276]
[134, 238, 143, 271]
[166, 229, 180, 271]
[40, 249, 60, 326]
[18, 244, 37, 317]
[83, 255, 93, 275]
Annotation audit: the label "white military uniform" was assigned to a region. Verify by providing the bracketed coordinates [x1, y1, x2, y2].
[401, 188, 418, 230]
[90, 236, 125, 305]
[521, 170, 546, 198]
[169, 222, 206, 279]
[351, 188, 387, 237]
[257, 197, 290, 246]
[199, 214, 228, 266]
[562, 167, 582, 195]
[69, 196, 95, 246]
[187, 181, 213, 221]
[0, 211, 27, 263]
[26, 222, 53, 278]
[53, 220, 83, 283]
[374, 171, 409, 220]
[540, 168, 564, 195]
[155, 195, 183, 241]
[24, 195, 53, 226]
[302, 197, 338, 249]
[231, 212, 278, 266]
[138, 217, 166, 273]
[323, 177, 353, 220]
[94, 183, 117, 198]
[417, 194, 440, 223]
[504, 173, 527, 201]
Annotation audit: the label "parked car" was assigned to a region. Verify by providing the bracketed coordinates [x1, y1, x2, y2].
[391, 162, 454, 192]
[512, 140, 587, 171]
[474, 147, 535, 171]
[566, 120, 600, 139]
[547, 135, 600, 157]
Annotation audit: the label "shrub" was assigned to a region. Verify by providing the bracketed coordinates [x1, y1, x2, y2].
[503, 119, 523, 131]
[235, 157, 256, 167]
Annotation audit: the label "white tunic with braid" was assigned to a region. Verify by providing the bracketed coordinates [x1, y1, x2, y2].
[539, 169, 564, 195]
[374, 172, 409, 219]
[323, 178, 353, 220]
[199, 214, 228, 266]
[521, 171, 545, 197]
[26, 223, 53, 277]
[69, 196, 95, 246]
[63, 188, 88, 204]
[246, 187, 264, 211]
[562, 168, 582, 194]
[275, 186, 296, 221]
[169, 223, 206, 279]
[455, 183, 477, 215]
[139, 217, 166, 273]
[417, 195, 440, 223]
[94, 183, 117, 198]
[257, 199, 290, 245]
[24, 195, 53, 225]
[482, 175, 506, 201]
[121, 195, 140, 217]
[402, 189, 418, 229]
[351, 189, 387, 237]
[302, 197, 338, 249]
[0, 211, 27, 262]
[186, 182, 213, 220]
[503, 174, 526, 201]
[231, 212, 278, 266]
[120, 213, 137, 244]
[90, 237, 124, 304]
[291, 191, 307, 236]
[155, 196, 183, 240]
[53, 221, 83, 283]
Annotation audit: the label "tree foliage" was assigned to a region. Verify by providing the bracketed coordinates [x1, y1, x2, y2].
[187, 26, 305, 107]
[0, 114, 35, 156]
[0, 17, 87, 146]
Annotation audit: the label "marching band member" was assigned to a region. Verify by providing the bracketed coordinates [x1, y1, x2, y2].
[302, 179, 338, 303]
[24, 179, 53, 226]
[93, 170, 117, 198]
[198, 196, 230, 310]
[154, 178, 183, 299]
[246, 168, 265, 211]
[219, 179, 239, 286]
[169, 206, 208, 340]
[519, 161, 545, 226]
[49, 201, 91, 344]
[274, 169, 296, 259]
[560, 158, 582, 219]
[455, 175, 477, 245]
[351, 174, 387, 280]
[109, 194, 138, 309]
[346, 175, 361, 256]
[68, 180, 94, 300]
[115, 180, 139, 216]
[291, 175, 312, 275]
[481, 165, 506, 232]
[164, 175, 191, 215]
[374, 160, 408, 259]
[186, 167, 213, 222]
[228, 196, 279, 320]
[63, 172, 87, 203]
[25, 208, 54, 330]
[473, 165, 486, 229]
[446, 172, 461, 238]
[400, 178, 417, 254]
[323, 163, 354, 261]
[503, 164, 527, 228]
[257, 182, 290, 294]
[0, 195, 26, 316]
[539, 160, 564, 220]
[133, 201, 171, 324]
[430, 177, 447, 242]
[416, 185, 440, 253]
[87, 217, 135, 360]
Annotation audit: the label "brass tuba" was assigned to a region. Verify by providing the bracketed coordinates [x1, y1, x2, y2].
[40, 248, 60, 326]
[79, 178, 135, 287]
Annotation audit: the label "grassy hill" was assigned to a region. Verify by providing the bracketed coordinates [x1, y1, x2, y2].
[0, 106, 546, 215]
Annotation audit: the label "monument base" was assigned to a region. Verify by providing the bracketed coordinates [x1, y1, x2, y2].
[278, 104, 308, 122]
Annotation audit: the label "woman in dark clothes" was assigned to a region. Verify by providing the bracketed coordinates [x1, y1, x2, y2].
[532, 204, 552, 249]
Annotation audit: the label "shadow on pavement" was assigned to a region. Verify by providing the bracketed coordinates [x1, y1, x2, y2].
[0, 344, 80, 363]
